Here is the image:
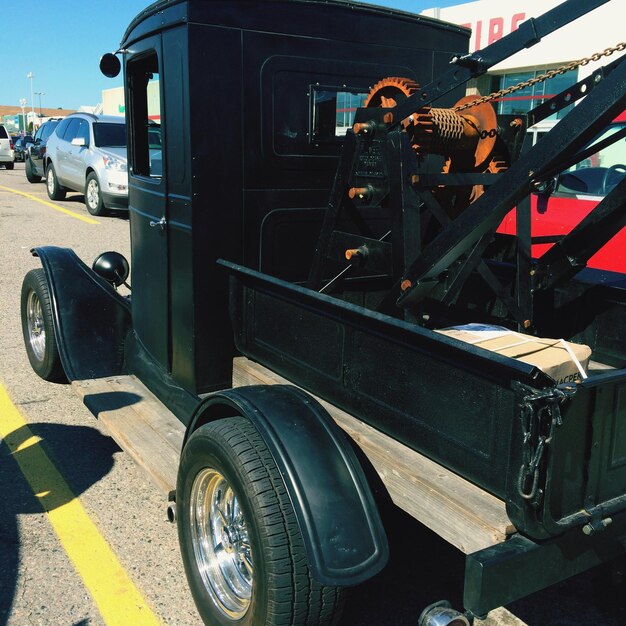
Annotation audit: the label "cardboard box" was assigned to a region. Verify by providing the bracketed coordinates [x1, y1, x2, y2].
[436, 325, 591, 384]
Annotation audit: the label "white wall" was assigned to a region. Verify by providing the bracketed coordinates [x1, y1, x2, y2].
[102, 86, 125, 117]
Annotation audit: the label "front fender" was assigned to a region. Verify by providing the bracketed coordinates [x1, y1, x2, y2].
[33, 246, 132, 381]
[187, 384, 389, 587]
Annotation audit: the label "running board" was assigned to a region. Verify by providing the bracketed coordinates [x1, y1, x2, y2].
[72, 375, 184, 496]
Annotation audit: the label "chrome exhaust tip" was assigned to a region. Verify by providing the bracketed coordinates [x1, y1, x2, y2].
[419, 601, 470, 626]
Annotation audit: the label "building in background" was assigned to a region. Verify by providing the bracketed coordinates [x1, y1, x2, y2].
[0, 106, 77, 134]
[102, 86, 126, 117]
[102, 81, 160, 123]
[421, 0, 624, 120]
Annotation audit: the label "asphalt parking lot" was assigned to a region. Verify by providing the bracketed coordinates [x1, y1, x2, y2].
[1, 162, 626, 625]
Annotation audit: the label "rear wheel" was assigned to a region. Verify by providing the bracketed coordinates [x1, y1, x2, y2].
[5, 162, 14, 170]
[25, 158, 41, 183]
[177, 417, 344, 626]
[46, 163, 66, 200]
[20, 269, 65, 382]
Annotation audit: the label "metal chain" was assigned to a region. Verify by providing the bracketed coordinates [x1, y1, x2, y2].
[517, 386, 572, 505]
[454, 42, 626, 113]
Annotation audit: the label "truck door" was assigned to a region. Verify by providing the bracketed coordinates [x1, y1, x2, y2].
[126, 37, 169, 368]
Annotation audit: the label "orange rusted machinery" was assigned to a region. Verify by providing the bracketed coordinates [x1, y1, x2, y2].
[358, 77, 511, 218]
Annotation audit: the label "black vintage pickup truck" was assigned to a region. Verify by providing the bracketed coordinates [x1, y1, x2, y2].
[20, 1, 626, 624]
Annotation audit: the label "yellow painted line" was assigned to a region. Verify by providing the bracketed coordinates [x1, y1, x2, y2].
[0, 184, 99, 225]
[0, 384, 161, 625]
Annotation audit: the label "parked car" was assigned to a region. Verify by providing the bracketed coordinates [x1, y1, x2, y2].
[498, 111, 626, 273]
[44, 113, 128, 216]
[0, 125, 15, 169]
[25, 118, 62, 183]
[13, 135, 34, 162]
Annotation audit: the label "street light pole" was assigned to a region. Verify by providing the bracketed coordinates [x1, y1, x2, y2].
[19, 98, 27, 133]
[35, 91, 45, 115]
[26, 72, 35, 130]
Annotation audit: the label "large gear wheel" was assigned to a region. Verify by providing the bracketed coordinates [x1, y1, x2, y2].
[363, 76, 510, 218]
[364, 76, 419, 109]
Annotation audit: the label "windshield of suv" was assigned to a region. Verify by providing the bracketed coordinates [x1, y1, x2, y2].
[93, 123, 127, 148]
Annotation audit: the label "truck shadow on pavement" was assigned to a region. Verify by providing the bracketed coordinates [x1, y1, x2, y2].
[0, 422, 120, 626]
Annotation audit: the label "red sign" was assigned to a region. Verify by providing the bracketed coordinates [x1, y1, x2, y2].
[461, 13, 526, 51]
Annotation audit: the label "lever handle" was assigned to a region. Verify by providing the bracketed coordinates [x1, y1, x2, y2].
[149, 216, 167, 229]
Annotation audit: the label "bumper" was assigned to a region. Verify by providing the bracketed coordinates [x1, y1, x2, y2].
[101, 170, 128, 210]
[102, 191, 129, 210]
[464, 511, 626, 616]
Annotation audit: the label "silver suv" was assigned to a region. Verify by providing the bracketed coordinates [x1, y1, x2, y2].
[44, 113, 128, 216]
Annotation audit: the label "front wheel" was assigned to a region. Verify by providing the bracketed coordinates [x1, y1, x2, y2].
[20, 269, 66, 382]
[85, 172, 106, 216]
[177, 417, 344, 626]
[46, 163, 66, 200]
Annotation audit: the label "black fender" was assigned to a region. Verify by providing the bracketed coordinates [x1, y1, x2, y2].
[32, 246, 132, 381]
[186, 384, 389, 587]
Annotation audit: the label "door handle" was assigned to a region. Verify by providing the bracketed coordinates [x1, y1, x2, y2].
[149, 216, 167, 230]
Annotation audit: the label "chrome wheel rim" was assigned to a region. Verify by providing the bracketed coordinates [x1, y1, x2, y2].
[87, 179, 99, 209]
[190, 468, 253, 619]
[46, 169, 55, 195]
[26, 290, 46, 362]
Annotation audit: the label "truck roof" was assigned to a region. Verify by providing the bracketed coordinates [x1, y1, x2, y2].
[120, 0, 469, 48]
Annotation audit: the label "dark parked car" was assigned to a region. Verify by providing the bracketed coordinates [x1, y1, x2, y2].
[13, 136, 34, 162]
[25, 119, 62, 182]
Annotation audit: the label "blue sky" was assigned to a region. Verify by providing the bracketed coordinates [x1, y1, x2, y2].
[6, 0, 472, 111]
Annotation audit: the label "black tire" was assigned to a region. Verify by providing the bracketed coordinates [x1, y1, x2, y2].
[20, 269, 66, 382]
[46, 163, 66, 200]
[177, 417, 344, 626]
[5, 162, 14, 170]
[85, 171, 106, 216]
[25, 157, 41, 183]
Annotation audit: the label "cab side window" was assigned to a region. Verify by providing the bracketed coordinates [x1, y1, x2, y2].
[128, 51, 162, 178]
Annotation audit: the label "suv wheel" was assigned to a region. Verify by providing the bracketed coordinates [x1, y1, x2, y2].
[85, 172, 106, 216]
[46, 164, 66, 200]
[5, 162, 14, 170]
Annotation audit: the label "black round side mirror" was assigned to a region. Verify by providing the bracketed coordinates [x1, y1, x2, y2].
[99, 53, 121, 78]
[93, 251, 130, 287]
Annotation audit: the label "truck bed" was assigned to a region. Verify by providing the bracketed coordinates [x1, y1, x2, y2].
[223, 260, 626, 542]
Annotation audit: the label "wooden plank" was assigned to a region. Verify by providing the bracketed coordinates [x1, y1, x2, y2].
[72, 376, 183, 496]
[233, 357, 516, 554]
[476, 607, 528, 626]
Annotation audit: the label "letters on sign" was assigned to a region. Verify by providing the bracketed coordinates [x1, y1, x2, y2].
[461, 13, 526, 51]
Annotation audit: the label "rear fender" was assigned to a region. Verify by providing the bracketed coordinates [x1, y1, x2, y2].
[33, 246, 131, 381]
[186, 384, 389, 586]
